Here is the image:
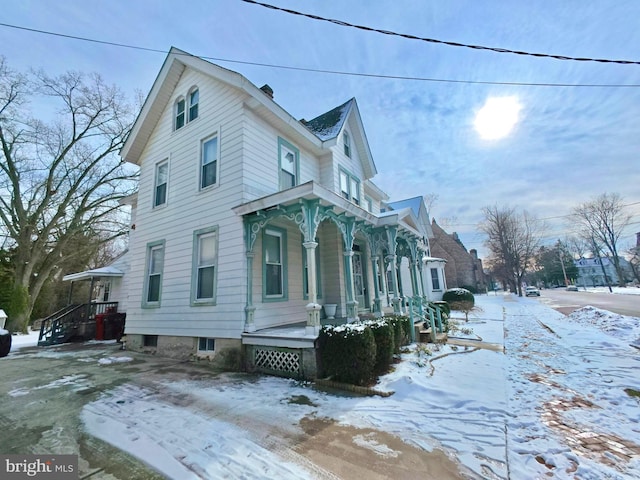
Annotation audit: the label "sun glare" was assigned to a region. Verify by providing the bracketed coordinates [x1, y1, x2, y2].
[474, 96, 522, 140]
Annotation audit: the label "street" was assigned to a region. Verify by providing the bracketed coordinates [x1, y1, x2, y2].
[535, 287, 640, 317]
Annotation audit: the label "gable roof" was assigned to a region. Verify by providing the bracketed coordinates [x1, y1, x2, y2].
[386, 197, 423, 218]
[121, 47, 324, 165]
[304, 98, 377, 180]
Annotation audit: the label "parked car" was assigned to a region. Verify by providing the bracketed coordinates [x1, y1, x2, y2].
[525, 286, 541, 297]
[566, 285, 579, 291]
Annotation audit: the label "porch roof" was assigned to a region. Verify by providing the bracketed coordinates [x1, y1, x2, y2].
[233, 180, 377, 224]
[62, 266, 124, 282]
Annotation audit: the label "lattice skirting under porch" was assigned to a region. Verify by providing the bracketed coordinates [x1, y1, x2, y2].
[253, 346, 302, 377]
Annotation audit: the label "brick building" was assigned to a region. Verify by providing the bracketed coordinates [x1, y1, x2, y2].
[430, 219, 487, 292]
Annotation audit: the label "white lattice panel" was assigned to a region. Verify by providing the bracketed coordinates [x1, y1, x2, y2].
[255, 348, 300, 375]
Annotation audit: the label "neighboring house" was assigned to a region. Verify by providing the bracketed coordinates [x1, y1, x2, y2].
[575, 256, 632, 287]
[63, 48, 446, 378]
[430, 219, 487, 292]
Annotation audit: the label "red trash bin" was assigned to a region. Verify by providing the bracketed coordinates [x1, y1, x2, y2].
[95, 313, 105, 340]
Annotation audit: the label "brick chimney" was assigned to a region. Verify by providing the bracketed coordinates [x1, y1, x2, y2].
[259, 84, 274, 99]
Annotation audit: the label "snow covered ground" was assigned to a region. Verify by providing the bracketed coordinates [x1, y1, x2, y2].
[75, 294, 640, 479]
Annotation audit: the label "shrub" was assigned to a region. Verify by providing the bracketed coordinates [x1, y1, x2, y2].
[318, 323, 376, 386]
[460, 284, 478, 294]
[387, 315, 411, 349]
[369, 321, 394, 375]
[442, 288, 475, 308]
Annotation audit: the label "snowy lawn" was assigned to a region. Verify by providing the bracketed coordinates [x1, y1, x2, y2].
[77, 295, 639, 479]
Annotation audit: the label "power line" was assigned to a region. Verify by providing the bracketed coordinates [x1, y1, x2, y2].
[242, 0, 640, 66]
[1, 21, 639, 88]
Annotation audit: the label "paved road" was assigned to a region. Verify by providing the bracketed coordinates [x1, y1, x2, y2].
[535, 288, 640, 317]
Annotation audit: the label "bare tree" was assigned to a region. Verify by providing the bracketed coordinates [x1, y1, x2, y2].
[571, 193, 631, 286]
[0, 58, 137, 332]
[480, 205, 545, 296]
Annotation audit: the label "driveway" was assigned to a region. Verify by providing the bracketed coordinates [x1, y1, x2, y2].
[1, 342, 463, 480]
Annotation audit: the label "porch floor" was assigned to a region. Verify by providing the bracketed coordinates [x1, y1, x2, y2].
[241, 318, 350, 349]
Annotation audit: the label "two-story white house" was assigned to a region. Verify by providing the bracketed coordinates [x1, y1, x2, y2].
[67, 48, 446, 378]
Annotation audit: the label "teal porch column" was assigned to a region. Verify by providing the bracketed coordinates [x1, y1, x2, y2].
[386, 254, 401, 314]
[371, 254, 382, 317]
[343, 250, 359, 322]
[244, 252, 256, 332]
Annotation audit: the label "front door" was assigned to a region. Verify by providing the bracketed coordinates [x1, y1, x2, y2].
[353, 245, 367, 310]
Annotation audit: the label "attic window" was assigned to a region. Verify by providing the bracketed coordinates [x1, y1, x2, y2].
[343, 131, 351, 157]
[175, 98, 185, 130]
[189, 88, 199, 121]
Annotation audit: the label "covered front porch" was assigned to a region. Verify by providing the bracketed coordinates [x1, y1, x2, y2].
[233, 181, 447, 377]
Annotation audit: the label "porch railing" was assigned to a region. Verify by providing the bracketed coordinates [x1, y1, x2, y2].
[407, 296, 444, 343]
[38, 301, 119, 346]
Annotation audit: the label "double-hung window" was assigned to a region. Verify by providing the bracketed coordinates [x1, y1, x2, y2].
[339, 168, 360, 206]
[154, 161, 168, 207]
[188, 88, 199, 122]
[431, 268, 441, 291]
[175, 98, 185, 130]
[201, 136, 218, 189]
[264, 228, 287, 300]
[278, 138, 299, 190]
[144, 241, 165, 306]
[192, 227, 218, 304]
[343, 131, 351, 157]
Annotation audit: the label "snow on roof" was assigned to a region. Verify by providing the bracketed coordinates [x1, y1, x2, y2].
[304, 99, 353, 141]
[63, 266, 124, 282]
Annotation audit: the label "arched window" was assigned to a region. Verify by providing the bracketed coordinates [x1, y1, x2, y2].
[188, 88, 199, 122]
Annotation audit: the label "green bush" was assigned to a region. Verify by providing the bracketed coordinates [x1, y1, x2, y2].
[369, 321, 394, 375]
[318, 324, 377, 386]
[460, 285, 478, 294]
[442, 288, 475, 309]
[387, 315, 411, 350]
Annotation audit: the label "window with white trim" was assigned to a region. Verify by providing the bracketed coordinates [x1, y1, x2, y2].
[264, 228, 286, 299]
[343, 131, 351, 157]
[188, 88, 199, 122]
[339, 168, 361, 206]
[198, 337, 215, 352]
[175, 98, 185, 130]
[144, 241, 165, 306]
[192, 228, 218, 304]
[278, 138, 299, 190]
[431, 268, 441, 291]
[154, 161, 168, 207]
[201, 136, 218, 189]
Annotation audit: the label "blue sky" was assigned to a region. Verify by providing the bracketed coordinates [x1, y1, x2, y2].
[1, 0, 639, 258]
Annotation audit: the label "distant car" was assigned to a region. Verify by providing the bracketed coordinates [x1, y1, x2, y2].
[525, 286, 541, 297]
[566, 285, 579, 291]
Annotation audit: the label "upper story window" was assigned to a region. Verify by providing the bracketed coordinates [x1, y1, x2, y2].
[175, 98, 185, 130]
[339, 168, 360, 206]
[154, 161, 168, 207]
[201, 135, 218, 189]
[365, 196, 373, 212]
[343, 131, 351, 157]
[189, 88, 199, 122]
[174, 87, 199, 131]
[278, 138, 299, 191]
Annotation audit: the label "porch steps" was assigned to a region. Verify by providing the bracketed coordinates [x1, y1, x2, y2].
[415, 321, 447, 343]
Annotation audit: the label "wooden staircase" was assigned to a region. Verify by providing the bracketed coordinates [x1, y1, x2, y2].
[38, 302, 118, 346]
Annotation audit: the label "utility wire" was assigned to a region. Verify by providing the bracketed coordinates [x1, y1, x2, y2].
[0, 21, 639, 88]
[242, 0, 640, 66]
